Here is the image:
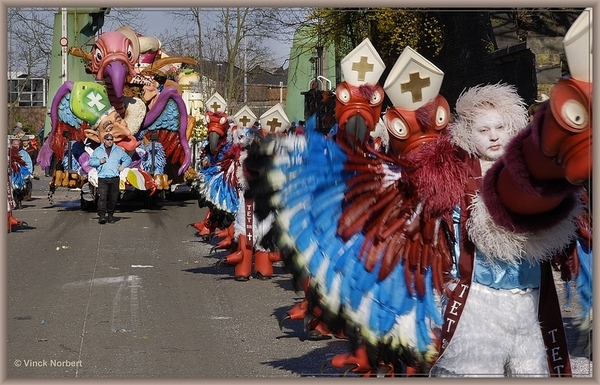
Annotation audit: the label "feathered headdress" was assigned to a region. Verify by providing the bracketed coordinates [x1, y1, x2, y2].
[449, 83, 528, 155]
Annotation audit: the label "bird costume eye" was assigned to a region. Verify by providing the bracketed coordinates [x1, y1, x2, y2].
[562, 99, 588, 130]
[549, 78, 591, 134]
[370, 89, 383, 106]
[219, 117, 227, 125]
[433, 95, 450, 130]
[337, 86, 351, 105]
[436, 106, 448, 127]
[389, 117, 409, 139]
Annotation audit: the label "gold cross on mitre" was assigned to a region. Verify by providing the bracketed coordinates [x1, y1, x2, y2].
[401, 71, 431, 103]
[239, 115, 251, 126]
[384, 46, 444, 111]
[266, 118, 282, 132]
[351, 56, 374, 82]
[259, 103, 290, 133]
[341, 38, 385, 86]
[210, 101, 221, 112]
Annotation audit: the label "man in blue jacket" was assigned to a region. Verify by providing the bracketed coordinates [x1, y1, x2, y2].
[88, 133, 132, 224]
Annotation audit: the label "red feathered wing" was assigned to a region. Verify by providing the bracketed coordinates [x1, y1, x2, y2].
[336, 137, 468, 296]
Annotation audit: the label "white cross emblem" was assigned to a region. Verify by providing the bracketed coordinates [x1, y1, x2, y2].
[87, 91, 106, 111]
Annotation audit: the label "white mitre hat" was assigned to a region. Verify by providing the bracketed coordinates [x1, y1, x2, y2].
[205, 92, 227, 113]
[259, 103, 290, 133]
[340, 38, 385, 86]
[233, 105, 257, 128]
[384, 46, 444, 111]
[563, 7, 592, 82]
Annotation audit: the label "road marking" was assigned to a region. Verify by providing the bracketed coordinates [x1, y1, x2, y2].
[110, 275, 141, 335]
[63, 275, 135, 288]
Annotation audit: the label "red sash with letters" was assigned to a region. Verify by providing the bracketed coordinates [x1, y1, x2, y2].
[437, 156, 479, 362]
[245, 197, 254, 249]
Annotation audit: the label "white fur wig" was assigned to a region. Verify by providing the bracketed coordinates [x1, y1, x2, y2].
[450, 83, 528, 155]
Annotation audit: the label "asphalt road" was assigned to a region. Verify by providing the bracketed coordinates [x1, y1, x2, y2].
[5, 174, 593, 380]
[6, 174, 352, 379]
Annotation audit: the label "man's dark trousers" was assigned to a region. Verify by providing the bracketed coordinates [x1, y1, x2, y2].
[97, 176, 120, 218]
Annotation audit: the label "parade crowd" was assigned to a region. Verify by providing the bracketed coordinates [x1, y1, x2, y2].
[7, 8, 592, 378]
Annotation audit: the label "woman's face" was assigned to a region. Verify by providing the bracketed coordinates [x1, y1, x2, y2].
[471, 108, 511, 161]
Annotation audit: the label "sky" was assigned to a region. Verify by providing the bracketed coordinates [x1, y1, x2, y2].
[116, 8, 294, 69]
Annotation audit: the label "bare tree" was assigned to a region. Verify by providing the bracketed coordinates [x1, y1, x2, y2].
[7, 7, 307, 121]
[158, 7, 307, 108]
[7, 7, 55, 129]
[7, 8, 55, 76]
[167, 8, 205, 67]
[252, 8, 312, 63]
[6, 7, 165, 129]
[7, 7, 149, 76]
[99, 7, 147, 33]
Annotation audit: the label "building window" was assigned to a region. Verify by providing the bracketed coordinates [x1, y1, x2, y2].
[8, 77, 48, 107]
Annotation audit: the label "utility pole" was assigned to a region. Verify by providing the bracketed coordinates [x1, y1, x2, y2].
[216, 63, 222, 96]
[243, 36, 248, 104]
[314, 45, 323, 132]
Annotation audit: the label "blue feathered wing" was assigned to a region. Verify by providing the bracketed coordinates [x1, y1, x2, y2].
[247, 114, 455, 367]
[196, 142, 243, 216]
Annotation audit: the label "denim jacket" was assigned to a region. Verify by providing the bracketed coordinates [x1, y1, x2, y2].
[89, 144, 132, 178]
